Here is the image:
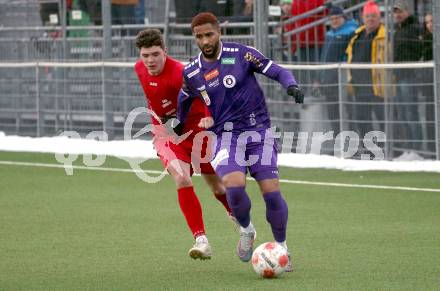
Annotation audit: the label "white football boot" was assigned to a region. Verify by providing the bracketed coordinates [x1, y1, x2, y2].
[188, 235, 212, 260]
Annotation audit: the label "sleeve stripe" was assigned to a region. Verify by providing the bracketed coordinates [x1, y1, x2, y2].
[262, 60, 273, 74]
[181, 90, 189, 96]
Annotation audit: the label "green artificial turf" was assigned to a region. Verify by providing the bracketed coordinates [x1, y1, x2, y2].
[0, 151, 439, 290]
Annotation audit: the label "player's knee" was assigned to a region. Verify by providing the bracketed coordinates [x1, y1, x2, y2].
[222, 172, 246, 188]
[211, 183, 226, 196]
[173, 173, 192, 188]
[259, 179, 280, 193]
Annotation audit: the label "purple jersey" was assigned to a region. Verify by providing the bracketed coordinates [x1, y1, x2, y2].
[178, 42, 297, 134]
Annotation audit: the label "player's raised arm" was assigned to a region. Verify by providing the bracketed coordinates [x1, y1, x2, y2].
[243, 46, 304, 103]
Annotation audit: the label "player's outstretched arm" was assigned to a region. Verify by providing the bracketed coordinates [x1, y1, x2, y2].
[244, 46, 304, 103]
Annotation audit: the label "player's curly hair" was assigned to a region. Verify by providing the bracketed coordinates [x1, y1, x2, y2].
[135, 29, 165, 50]
[191, 12, 219, 31]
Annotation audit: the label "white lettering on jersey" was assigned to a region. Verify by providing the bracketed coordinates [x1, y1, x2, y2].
[208, 79, 220, 88]
[162, 99, 172, 108]
[149, 82, 158, 87]
[249, 113, 256, 126]
[166, 108, 176, 115]
[187, 68, 200, 79]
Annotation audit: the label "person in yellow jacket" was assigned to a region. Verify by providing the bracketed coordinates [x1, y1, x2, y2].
[345, 0, 387, 146]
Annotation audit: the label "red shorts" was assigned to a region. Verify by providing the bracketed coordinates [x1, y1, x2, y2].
[154, 130, 215, 175]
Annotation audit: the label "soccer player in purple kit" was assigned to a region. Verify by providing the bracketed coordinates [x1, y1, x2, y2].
[177, 12, 304, 271]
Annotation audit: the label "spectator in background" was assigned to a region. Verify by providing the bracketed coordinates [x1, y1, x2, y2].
[174, 0, 201, 23]
[422, 13, 434, 152]
[112, 0, 137, 25]
[422, 13, 433, 61]
[78, 0, 101, 25]
[200, 0, 230, 19]
[280, 0, 292, 16]
[290, 0, 326, 63]
[346, 0, 386, 151]
[277, 0, 294, 61]
[316, 6, 358, 135]
[134, 0, 145, 24]
[174, 0, 231, 25]
[226, 0, 253, 34]
[392, 0, 423, 152]
[320, 6, 358, 64]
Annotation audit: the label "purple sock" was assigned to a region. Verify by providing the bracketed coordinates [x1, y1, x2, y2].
[226, 186, 251, 227]
[263, 191, 288, 242]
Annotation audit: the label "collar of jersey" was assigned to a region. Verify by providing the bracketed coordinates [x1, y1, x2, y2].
[198, 41, 223, 69]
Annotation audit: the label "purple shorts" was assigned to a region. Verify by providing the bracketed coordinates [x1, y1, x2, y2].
[210, 129, 279, 181]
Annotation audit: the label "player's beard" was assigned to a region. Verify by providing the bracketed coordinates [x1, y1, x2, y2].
[201, 42, 220, 60]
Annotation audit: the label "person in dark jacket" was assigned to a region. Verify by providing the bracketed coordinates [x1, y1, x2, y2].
[392, 0, 423, 152]
[316, 6, 358, 135]
[422, 13, 434, 152]
[320, 6, 358, 65]
[422, 13, 433, 61]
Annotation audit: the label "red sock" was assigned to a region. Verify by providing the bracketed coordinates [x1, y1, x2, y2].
[215, 193, 232, 215]
[177, 186, 205, 238]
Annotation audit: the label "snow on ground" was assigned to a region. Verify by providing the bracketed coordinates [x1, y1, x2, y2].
[1, 132, 440, 173]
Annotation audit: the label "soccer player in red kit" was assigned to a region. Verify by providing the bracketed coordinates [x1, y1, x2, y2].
[134, 28, 235, 260]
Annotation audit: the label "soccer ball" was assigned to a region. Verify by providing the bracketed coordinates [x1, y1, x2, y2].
[251, 242, 289, 278]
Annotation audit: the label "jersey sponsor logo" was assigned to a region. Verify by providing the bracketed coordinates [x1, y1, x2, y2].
[204, 69, 220, 81]
[201, 90, 211, 106]
[149, 82, 158, 87]
[223, 75, 236, 88]
[244, 52, 264, 68]
[187, 68, 200, 79]
[221, 58, 235, 65]
[208, 78, 220, 88]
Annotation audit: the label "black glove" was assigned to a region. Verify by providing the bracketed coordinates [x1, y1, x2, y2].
[161, 115, 184, 136]
[169, 118, 184, 136]
[172, 121, 184, 136]
[287, 85, 304, 104]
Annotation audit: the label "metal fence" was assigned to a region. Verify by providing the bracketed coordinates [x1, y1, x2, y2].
[0, 62, 437, 160]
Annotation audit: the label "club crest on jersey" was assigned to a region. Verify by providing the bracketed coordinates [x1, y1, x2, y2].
[201, 90, 211, 106]
[204, 69, 219, 81]
[223, 75, 236, 88]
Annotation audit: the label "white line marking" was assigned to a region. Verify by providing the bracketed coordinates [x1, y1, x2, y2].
[278, 179, 440, 193]
[1, 160, 439, 193]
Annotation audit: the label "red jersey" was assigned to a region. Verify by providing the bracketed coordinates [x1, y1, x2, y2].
[291, 0, 326, 51]
[134, 57, 208, 132]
